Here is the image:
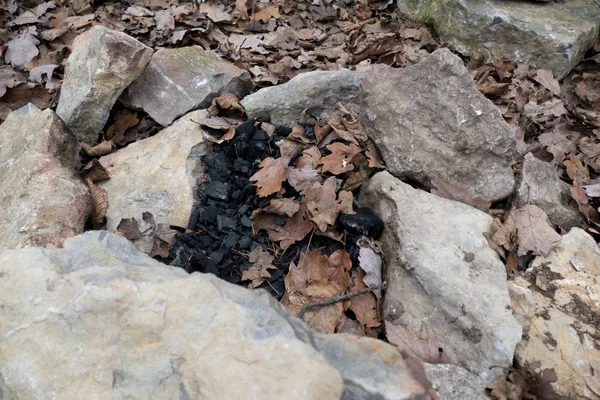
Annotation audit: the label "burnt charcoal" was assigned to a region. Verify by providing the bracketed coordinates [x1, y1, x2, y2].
[238, 204, 249, 216]
[200, 153, 232, 181]
[240, 215, 253, 228]
[274, 126, 292, 138]
[210, 251, 225, 264]
[304, 125, 315, 140]
[338, 207, 384, 238]
[217, 215, 237, 231]
[188, 208, 201, 229]
[242, 143, 264, 161]
[319, 147, 329, 157]
[205, 181, 231, 201]
[252, 129, 269, 141]
[198, 205, 219, 224]
[233, 158, 250, 173]
[238, 236, 252, 249]
[197, 235, 214, 249]
[234, 118, 256, 142]
[223, 233, 240, 248]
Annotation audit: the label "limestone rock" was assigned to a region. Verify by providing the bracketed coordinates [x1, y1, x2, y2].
[0, 231, 436, 399]
[360, 171, 522, 380]
[0, 104, 91, 249]
[515, 153, 585, 231]
[396, 0, 600, 79]
[56, 26, 153, 145]
[121, 46, 254, 126]
[99, 110, 211, 232]
[509, 228, 600, 399]
[241, 69, 365, 127]
[425, 364, 489, 400]
[361, 49, 515, 202]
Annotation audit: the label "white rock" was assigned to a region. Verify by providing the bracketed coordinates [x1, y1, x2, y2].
[425, 363, 489, 400]
[99, 110, 211, 232]
[360, 171, 522, 380]
[509, 228, 600, 399]
[0, 231, 436, 399]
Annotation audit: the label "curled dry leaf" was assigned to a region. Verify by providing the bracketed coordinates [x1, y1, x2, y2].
[242, 247, 277, 289]
[513, 205, 561, 256]
[328, 103, 368, 145]
[208, 92, 245, 116]
[86, 140, 115, 157]
[365, 141, 385, 169]
[386, 321, 451, 364]
[85, 177, 108, 229]
[81, 159, 110, 183]
[304, 177, 354, 232]
[106, 109, 139, 143]
[116, 217, 142, 240]
[296, 146, 321, 169]
[319, 142, 362, 175]
[431, 178, 491, 212]
[358, 244, 383, 300]
[348, 269, 381, 329]
[264, 198, 300, 217]
[286, 165, 323, 193]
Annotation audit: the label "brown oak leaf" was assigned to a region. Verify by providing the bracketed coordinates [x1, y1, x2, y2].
[242, 247, 277, 289]
[319, 142, 362, 175]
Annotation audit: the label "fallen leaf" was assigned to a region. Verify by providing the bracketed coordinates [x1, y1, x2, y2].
[199, 2, 233, 23]
[29, 64, 58, 89]
[264, 198, 300, 217]
[250, 156, 288, 197]
[81, 159, 110, 182]
[431, 178, 491, 212]
[0, 65, 26, 97]
[538, 130, 574, 162]
[533, 69, 561, 97]
[349, 269, 381, 329]
[365, 141, 385, 169]
[233, 0, 249, 20]
[86, 140, 115, 157]
[106, 109, 139, 143]
[513, 205, 561, 256]
[250, 5, 280, 22]
[487, 376, 521, 400]
[328, 103, 368, 145]
[286, 165, 323, 193]
[358, 244, 383, 299]
[5, 33, 40, 68]
[116, 217, 142, 240]
[304, 177, 354, 232]
[278, 204, 313, 249]
[296, 146, 321, 169]
[319, 142, 362, 175]
[584, 183, 600, 197]
[564, 153, 590, 185]
[85, 177, 108, 229]
[386, 321, 451, 364]
[208, 93, 245, 116]
[242, 247, 277, 289]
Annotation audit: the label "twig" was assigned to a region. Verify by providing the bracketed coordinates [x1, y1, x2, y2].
[297, 283, 385, 319]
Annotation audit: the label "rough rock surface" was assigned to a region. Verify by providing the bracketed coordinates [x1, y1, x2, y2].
[0, 104, 91, 249]
[515, 153, 584, 231]
[360, 171, 522, 380]
[361, 48, 515, 202]
[99, 110, 211, 232]
[121, 46, 254, 126]
[396, 0, 600, 79]
[56, 26, 152, 145]
[425, 364, 488, 400]
[0, 231, 436, 399]
[241, 69, 365, 127]
[509, 228, 600, 400]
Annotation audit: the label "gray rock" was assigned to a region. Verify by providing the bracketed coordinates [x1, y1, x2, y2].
[0, 231, 436, 399]
[99, 110, 211, 232]
[515, 153, 585, 231]
[56, 26, 153, 145]
[0, 104, 91, 249]
[121, 46, 254, 126]
[425, 364, 489, 400]
[396, 0, 600, 79]
[361, 48, 516, 201]
[241, 69, 365, 127]
[360, 171, 522, 380]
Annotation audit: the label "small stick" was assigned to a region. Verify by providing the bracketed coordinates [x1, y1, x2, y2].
[297, 283, 385, 319]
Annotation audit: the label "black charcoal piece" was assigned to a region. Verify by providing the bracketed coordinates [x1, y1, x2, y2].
[206, 181, 231, 201]
[233, 158, 250, 172]
[238, 236, 252, 249]
[235, 118, 256, 142]
[252, 129, 269, 141]
[223, 233, 240, 248]
[238, 204, 249, 216]
[217, 215, 238, 231]
[187, 208, 201, 229]
[200, 153, 232, 181]
[304, 125, 315, 139]
[198, 205, 219, 224]
[240, 215, 253, 228]
[337, 207, 384, 238]
[274, 126, 292, 138]
[197, 235, 214, 249]
[210, 251, 225, 264]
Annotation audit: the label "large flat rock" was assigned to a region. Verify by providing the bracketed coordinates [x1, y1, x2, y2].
[397, 0, 600, 79]
[56, 26, 152, 145]
[0, 104, 91, 249]
[361, 48, 516, 202]
[0, 231, 436, 399]
[509, 228, 600, 399]
[241, 69, 365, 127]
[121, 46, 254, 126]
[99, 110, 211, 232]
[360, 171, 522, 380]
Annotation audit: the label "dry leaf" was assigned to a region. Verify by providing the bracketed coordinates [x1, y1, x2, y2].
[250, 5, 280, 23]
[106, 109, 139, 143]
[513, 205, 561, 256]
[286, 165, 323, 193]
[365, 141, 385, 169]
[264, 198, 300, 217]
[296, 146, 321, 169]
[250, 156, 287, 197]
[304, 177, 354, 232]
[81, 159, 110, 182]
[328, 103, 368, 145]
[358, 245, 383, 299]
[533, 69, 561, 96]
[431, 178, 491, 212]
[319, 142, 362, 175]
[5, 33, 40, 68]
[86, 140, 115, 157]
[242, 247, 277, 288]
[116, 217, 142, 240]
[386, 321, 451, 364]
[85, 177, 108, 229]
[349, 270, 381, 329]
[278, 204, 312, 249]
